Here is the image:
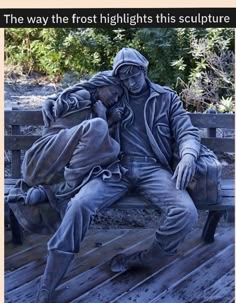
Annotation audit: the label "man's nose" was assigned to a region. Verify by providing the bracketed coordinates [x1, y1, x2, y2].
[128, 78, 135, 87]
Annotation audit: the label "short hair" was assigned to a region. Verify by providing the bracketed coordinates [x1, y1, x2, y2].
[118, 65, 145, 80]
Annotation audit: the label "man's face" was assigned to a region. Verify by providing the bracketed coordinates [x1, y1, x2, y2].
[118, 66, 147, 94]
[97, 85, 123, 108]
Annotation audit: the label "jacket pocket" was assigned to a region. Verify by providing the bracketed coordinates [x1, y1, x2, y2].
[155, 123, 172, 139]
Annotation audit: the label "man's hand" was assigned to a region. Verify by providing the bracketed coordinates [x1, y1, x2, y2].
[42, 98, 55, 127]
[172, 154, 196, 190]
[93, 100, 107, 120]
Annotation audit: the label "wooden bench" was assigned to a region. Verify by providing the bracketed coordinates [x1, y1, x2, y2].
[5, 109, 235, 245]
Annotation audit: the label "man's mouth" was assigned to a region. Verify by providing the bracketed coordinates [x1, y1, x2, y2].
[130, 86, 139, 92]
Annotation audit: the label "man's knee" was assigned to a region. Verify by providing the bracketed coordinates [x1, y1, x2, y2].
[175, 192, 198, 227]
[66, 194, 96, 218]
[167, 203, 198, 230]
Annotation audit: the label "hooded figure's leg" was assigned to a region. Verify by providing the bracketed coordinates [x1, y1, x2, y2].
[25, 118, 120, 205]
[36, 174, 129, 302]
[110, 162, 198, 272]
[35, 250, 74, 303]
[58, 117, 120, 195]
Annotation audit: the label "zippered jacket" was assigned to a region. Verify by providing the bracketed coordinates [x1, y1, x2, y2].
[112, 47, 201, 171]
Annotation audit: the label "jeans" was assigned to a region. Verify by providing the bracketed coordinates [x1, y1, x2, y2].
[48, 156, 198, 254]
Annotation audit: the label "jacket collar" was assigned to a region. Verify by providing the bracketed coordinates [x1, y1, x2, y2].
[121, 79, 166, 101]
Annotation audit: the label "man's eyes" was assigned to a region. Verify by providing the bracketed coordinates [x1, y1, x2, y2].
[123, 76, 136, 82]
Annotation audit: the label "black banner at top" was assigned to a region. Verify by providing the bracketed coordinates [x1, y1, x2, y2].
[0, 8, 236, 28]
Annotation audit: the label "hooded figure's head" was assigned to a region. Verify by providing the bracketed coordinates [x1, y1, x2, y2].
[51, 70, 123, 119]
[112, 48, 149, 76]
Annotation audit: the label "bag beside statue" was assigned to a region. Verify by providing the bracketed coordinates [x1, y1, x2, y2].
[173, 144, 222, 207]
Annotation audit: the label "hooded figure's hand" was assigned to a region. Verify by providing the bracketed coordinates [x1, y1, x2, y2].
[172, 154, 196, 190]
[93, 100, 107, 120]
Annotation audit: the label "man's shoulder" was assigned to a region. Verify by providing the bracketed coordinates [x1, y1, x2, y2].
[162, 86, 176, 93]
[150, 82, 176, 95]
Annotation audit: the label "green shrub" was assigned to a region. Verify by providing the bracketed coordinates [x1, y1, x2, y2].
[5, 28, 235, 112]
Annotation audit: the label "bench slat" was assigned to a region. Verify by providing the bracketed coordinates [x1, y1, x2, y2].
[201, 138, 234, 153]
[4, 179, 233, 188]
[220, 189, 234, 197]
[5, 135, 41, 150]
[189, 113, 235, 129]
[5, 136, 235, 153]
[5, 111, 235, 129]
[3, 186, 234, 198]
[221, 179, 235, 189]
[4, 180, 234, 196]
[5, 110, 44, 126]
[111, 196, 234, 210]
[4, 178, 18, 185]
[4, 180, 234, 208]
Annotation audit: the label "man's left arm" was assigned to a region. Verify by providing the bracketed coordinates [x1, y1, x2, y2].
[169, 92, 201, 190]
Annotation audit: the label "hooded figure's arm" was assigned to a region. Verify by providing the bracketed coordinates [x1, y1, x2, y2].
[42, 87, 92, 128]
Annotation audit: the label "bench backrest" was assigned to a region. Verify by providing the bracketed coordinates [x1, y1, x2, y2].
[5, 109, 235, 178]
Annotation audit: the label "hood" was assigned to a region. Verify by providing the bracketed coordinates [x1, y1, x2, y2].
[112, 48, 149, 75]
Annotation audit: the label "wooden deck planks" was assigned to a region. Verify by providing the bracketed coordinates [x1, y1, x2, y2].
[108, 229, 234, 303]
[5, 229, 153, 303]
[53, 228, 204, 303]
[5, 231, 50, 259]
[50, 234, 156, 303]
[69, 229, 203, 303]
[197, 268, 235, 303]
[5, 227, 234, 303]
[5, 229, 131, 293]
[152, 245, 234, 303]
